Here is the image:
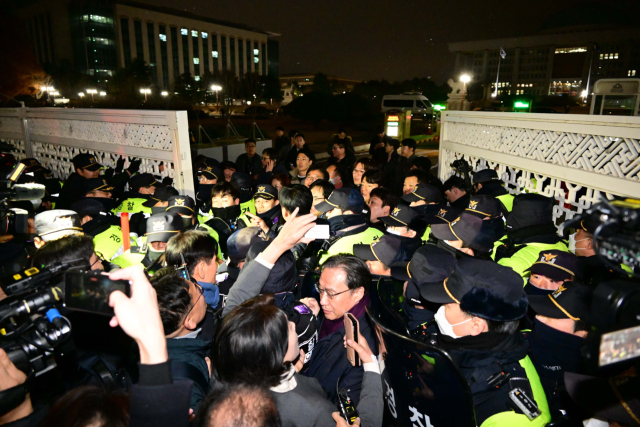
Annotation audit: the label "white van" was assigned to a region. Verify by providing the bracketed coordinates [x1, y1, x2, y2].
[381, 93, 434, 116]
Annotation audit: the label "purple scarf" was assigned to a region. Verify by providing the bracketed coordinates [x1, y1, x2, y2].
[319, 293, 370, 339]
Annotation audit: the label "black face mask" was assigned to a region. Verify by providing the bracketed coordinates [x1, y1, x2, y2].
[197, 184, 214, 203]
[524, 280, 555, 297]
[211, 205, 241, 221]
[528, 318, 585, 380]
[151, 206, 167, 215]
[86, 197, 115, 212]
[257, 204, 281, 224]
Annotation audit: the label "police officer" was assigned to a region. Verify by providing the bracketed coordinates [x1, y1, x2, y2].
[313, 188, 383, 265]
[82, 177, 116, 212]
[402, 183, 442, 243]
[196, 165, 222, 213]
[111, 212, 183, 272]
[430, 211, 486, 259]
[166, 195, 197, 229]
[420, 258, 551, 426]
[494, 194, 568, 278]
[526, 282, 591, 424]
[243, 184, 281, 237]
[230, 171, 257, 217]
[353, 234, 408, 277]
[33, 209, 84, 249]
[200, 182, 249, 258]
[57, 153, 137, 210]
[472, 169, 514, 213]
[378, 203, 425, 258]
[113, 173, 159, 216]
[464, 195, 507, 252]
[71, 198, 130, 264]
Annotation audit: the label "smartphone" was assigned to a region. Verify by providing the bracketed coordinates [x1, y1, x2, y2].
[64, 271, 130, 316]
[304, 224, 330, 240]
[344, 313, 361, 367]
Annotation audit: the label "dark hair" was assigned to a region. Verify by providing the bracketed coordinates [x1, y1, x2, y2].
[307, 165, 327, 180]
[245, 138, 256, 145]
[329, 164, 354, 188]
[362, 170, 382, 185]
[165, 230, 218, 276]
[288, 129, 298, 138]
[412, 157, 432, 172]
[212, 295, 289, 388]
[321, 255, 371, 292]
[401, 138, 417, 150]
[484, 318, 520, 334]
[332, 141, 346, 149]
[354, 158, 377, 172]
[220, 160, 237, 171]
[296, 147, 316, 163]
[212, 181, 241, 200]
[405, 169, 430, 185]
[194, 383, 280, 427]
[295, 132, 305, 141]
[279, 185, 312, 215]
[375, 125, 384, 134]
[337, 128, 346, 134]
[276, 126, 284, 132]
[369, 187, 399, 210]
[271, 173, 291, 187]
[443, 176, 466, 192]
[150, 268, 192, 336]
[30, 234, 95, 269]
[39, 385, 129, 427]
[262, 148, 277, 160]
[386, 139, 400, 150]
[309, 180, 334, 199]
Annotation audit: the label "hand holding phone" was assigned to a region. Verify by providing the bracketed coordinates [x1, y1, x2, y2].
[304, 224, 330, 240]
[344, 313, 361, 367]
[64, 271, 130, 317]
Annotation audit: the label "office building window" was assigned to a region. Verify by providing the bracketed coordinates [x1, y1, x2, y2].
[238, 39, 244, 75]
[192, 30, 200, 76]
[121, 18, 131, 67]
[202, 32, 209, 72]
[170, 27, 179, 77]
[147, 23, 157, 83]
[133, 20, 143, 60]
[253, 42, 259, 66]
[181, 27, 189, 75]
[629, 70, 637, 77]
[212, 34, 218, 71]
[261, 43, 266, 75]
[230, 37, 236, 73]
[554, 47, 587, 54]
[159, 25, 169, 88]
[221, 36, 227, 71]
[246, 40, 251, 72]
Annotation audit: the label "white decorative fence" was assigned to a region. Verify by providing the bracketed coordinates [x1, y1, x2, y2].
[438, 111, 640, 225]
[0, 107, 195, 197]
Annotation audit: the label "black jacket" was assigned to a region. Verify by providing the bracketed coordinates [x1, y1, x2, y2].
[380, 152, 409, 195]
[57, 171, 129, 210]
[450, 193, 471, 211]
[369, 135, 389, 165]
[235, 153, 262, 177]
[166, 335, 212, 412]
[274, 134, 290, 152]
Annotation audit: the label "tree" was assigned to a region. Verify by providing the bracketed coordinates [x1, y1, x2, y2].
[311, 73, 332, 94]
[108, 58, 152, 104]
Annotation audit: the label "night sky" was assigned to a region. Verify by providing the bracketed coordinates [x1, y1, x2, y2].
[138, 0, 637, 83]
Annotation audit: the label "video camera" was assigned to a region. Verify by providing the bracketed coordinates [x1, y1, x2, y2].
[0, 156, 45, 235]
[449, 157, 473, 194]
[564, 198, 640, 375]
[0, 263, 130, 377]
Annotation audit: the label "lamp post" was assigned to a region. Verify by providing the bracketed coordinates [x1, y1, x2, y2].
[78, 92, 85, 99]
[211, 84, 222, 111]
[86, 89, 97, 101]
[99, 91, 106, 97]
[161, 91, 169, 97]
[460, 74, 471, 110]
[139, 88, 151, 102]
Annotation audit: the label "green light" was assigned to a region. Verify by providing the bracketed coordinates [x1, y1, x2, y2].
[514, 101, 530, 108]
[434, 104, 446, 111]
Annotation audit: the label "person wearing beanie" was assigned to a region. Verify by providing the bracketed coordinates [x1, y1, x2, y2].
[313, 188, 383, 266]
[472, 169, 514, 212]
[494, 194, 568, 278]
[419, 258, 551, 426]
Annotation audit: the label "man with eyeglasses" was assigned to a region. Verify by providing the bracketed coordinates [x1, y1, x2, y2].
[235, 138, 261, 180]
[256, 147, 287, 185]
[150, 267, 210, 413]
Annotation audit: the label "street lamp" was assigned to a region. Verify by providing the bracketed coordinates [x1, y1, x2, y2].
[78, 92, 85, 98]
[86, 88, 97, 101]
[99, 91, 106, 96]
[460, 74, 471, 92]
[139, 88, 151, 101]
[211, 84, 222, 109]
[161, 91, 169, 97]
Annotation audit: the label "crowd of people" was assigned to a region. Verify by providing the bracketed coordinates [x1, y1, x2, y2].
[0, 126, 636, 427]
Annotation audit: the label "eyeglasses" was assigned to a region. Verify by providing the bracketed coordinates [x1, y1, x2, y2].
[92, 252, 105, 268]
[314, 283, 351, 299]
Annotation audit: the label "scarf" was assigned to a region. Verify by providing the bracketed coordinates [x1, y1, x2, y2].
[319, 293, 370, 339]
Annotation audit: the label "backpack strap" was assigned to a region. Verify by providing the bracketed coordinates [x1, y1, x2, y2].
[170, 360, 211, 396]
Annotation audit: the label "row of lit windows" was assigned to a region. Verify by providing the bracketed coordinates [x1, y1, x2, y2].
[629, 70, 637, 76]
[601, 53, 619, 60]
[555, 47, 587, 54]
[82, 15, 112, 24]
[86, 37, 113, 46]
[172, 28, 261, 63]
[491, 82, 511, 87]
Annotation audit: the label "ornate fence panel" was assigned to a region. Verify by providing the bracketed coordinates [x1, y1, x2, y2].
[0, 107, 194, 197]
[438, 111, 640, 226]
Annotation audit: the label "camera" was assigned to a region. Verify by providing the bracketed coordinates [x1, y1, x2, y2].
[0, 159, 45, 235]
[449, 157, 473, 194]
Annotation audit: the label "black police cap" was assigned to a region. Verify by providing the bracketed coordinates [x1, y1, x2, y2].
[354, 235, 407, 267]
[254, 184, 278, 201]
[129, 173, 158, 191]
[402, 183, 441, 204]
[380, 204, 419, 229]
[431, 212, 483, 247]
[142, 186, 180, 207]
[72, 153, 102, 171]
[525, 249, 583, 281]
[198, 165, 222, 180]
[71, 198, 108, 217]
[430, 205, 463, 226]
[166, 195, 196, 215]
[465, 195, 503, 218]
[83, 178, 114, 194]
[145, 213, 184, 243]
[528, 281, 591, 321]
[420, 257, 528, 321]
[472, 169, 501, 184]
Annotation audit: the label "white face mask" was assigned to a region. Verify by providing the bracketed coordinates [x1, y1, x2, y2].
[568, 232, 590, 255]
[329, 177, 338, 185]
[434, 305, 473, 339]
[386, 227, 403, 236]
